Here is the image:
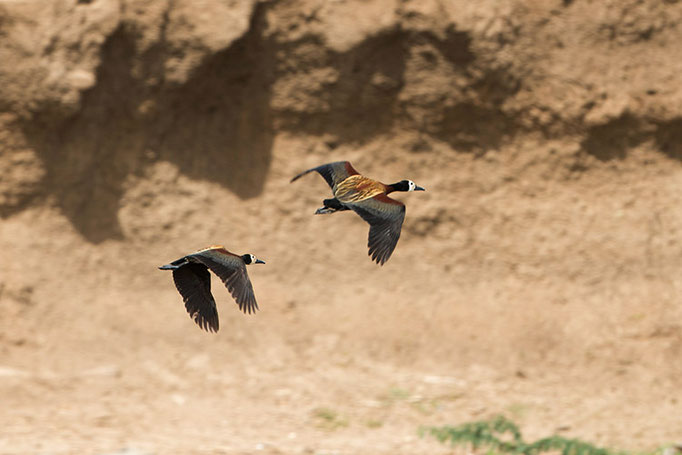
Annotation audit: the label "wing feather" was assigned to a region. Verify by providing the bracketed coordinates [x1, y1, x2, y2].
[171, 263, 219, 332]
[347, 194, 406, 265]
[290, 161, 359, 191]
[191, 251, 259, 314]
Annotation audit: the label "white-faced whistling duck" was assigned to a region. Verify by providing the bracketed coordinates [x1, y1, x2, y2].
[159, 245, 265, 332]
[291, 161, 425, 265]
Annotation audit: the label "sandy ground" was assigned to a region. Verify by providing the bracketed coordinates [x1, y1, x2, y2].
[2, 135, 681, 454]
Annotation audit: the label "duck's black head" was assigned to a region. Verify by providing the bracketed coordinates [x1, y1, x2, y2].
[389, 179, 426, 192]
[241, 254, 266, 265]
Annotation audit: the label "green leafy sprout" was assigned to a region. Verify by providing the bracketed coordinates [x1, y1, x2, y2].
[421, 416, 637, 455]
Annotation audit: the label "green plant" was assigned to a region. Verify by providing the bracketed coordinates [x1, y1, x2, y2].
[365, 418, 383, 429]
[421, 416, 625, 455]
[378, 387, 411, 406]
[311, 407, 348, 430]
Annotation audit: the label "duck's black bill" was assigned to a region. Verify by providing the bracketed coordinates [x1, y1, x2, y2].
[415, 186, 426, 191]
[159, 264, 177, 270]
[255, 259, 266, 264]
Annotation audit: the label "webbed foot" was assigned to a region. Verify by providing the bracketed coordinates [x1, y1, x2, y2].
[315, 207, 336, 215]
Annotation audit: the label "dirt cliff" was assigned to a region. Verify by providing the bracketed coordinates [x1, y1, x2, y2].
[1, 1, 681, 453]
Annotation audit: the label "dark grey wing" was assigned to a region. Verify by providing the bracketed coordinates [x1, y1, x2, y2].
[348, 194, 406, 265]
[172, 263, 219, 332]
[191, 252, 259, 314]
[290, 161, 359, 190]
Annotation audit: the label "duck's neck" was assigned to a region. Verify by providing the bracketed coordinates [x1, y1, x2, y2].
[386, 181, 408, 193]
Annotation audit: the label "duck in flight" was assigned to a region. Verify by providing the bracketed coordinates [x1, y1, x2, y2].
[291, 161, 425, 265]
[159, 245, 265, 332]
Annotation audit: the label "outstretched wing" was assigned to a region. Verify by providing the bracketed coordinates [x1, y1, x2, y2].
[172, 263, 219, 332]
[348, 194, 406, 265]
[290, 161, 360, 191]
[191, 251, 259, 314]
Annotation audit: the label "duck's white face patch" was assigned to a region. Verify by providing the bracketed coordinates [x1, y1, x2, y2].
[407, 180, 416, 192]
[249, 254, 256, 264]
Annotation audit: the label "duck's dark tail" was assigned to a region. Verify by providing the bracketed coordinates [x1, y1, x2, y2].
[158, 257, 188, 270]
[315, 197, 349, 215]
